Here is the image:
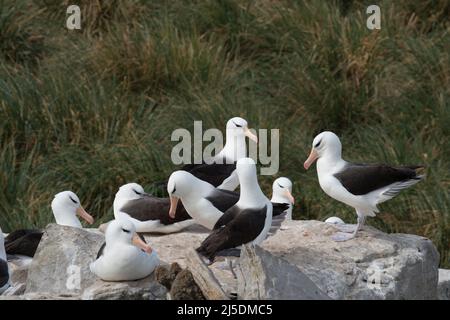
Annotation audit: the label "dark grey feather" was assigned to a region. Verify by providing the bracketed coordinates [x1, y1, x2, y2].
[334, 163, 424, 195]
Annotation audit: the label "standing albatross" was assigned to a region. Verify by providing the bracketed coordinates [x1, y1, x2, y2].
[167, 170, 288, 232]
[160, 117, 258, 191]
[195, 158, 273, 262]
[303, 131, 425, 241]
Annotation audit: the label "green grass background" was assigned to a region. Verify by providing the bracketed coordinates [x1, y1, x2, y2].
[0, 0, 448, 267]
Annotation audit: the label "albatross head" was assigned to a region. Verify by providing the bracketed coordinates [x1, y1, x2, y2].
[272, 177, 295, 204]
[226, 117, 258, 143]
[51, 191, 94, 227]
[167, 170, 201, 218]
[114, 183, 149, 215]
[105, 218, 152, 253]
[304, 131, 342, 170]
[236, 157, 258, 182]
[115, 183, 148, 201]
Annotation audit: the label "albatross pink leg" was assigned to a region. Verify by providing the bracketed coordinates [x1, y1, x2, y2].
[332, 215, 365, 242]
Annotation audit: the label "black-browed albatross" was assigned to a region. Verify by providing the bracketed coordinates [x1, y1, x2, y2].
[194, 158, 274, 262]
[4, 191, 94, 257]
[167, 170, 289, 232]
[113, 183, 195, 234]
[303, 131, 425, 241]
[159, 117, 258, 192]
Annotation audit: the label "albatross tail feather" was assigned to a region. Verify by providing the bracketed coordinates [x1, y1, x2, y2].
[377, 173, 425, 204]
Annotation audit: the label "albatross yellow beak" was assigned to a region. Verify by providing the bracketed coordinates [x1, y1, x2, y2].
[76, 206, 94, 225]
[284, 189, 295, 204]
[304, 148, 319, 170]
[132, 233, 152, 254]
[169, 196, 179, 219]
[244, 127, 258, 143]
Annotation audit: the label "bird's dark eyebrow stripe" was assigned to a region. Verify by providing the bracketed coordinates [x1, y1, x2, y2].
[122, 228, 130, 233]
[277, 183, 284, 188]
[232, 121, 242, 127]
[314, 139, 322, 147]
[69, 196, 77, 203]
[171, 184, 176, 194]
[133, 189, 141, 194]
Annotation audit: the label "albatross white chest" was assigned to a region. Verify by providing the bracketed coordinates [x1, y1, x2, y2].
[90, 219, 159, 281]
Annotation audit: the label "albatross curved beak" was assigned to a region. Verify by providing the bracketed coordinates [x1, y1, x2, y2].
[169, 196, 179, 219]
[132, 233, 152, 254]
[284, 189, 295, 204]
[244, 127, 258, 143]
[304, 148, 319, 170]
[76, 206, 94, 225]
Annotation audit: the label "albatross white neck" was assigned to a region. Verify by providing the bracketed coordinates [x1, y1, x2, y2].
[236, 159, 267, 207]
[217, 129, 247, 162]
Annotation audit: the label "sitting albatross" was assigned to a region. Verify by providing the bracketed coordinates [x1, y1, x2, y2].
[160, 117, 258, 191]
[195, 158, 273, 262]
[4, 191, 94, 257]
[0, 227, 10, 294]
[113, 183, 195, 234]
[303, 131, 425, 241]
[90, 219, 160, 281]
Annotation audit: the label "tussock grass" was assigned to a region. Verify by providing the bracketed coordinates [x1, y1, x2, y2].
[0, 0, 448, 267]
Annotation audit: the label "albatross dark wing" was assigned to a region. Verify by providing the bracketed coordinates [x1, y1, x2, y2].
[185, 163, 236, 187]
[334, 163, 424, 195]
[5, 230, 43, 257]
[120, 195, 191, 225]
[205, 189, 239, 214]
[96, 242, 106, 259]
[0, 259, 9, 288]
[272, 203, 290, 217]
[197, 205, 267, 261]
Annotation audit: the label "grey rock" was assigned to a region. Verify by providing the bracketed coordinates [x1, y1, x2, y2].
[25, 224, 104, 296]
[438, 269, 450, 300]
[82, 274, 167, 300]
[0, 292, 78, 300]
[2, 283, 26, 296]
[24, 224, 167, 300]
[262, 220, 440, 300]
[237, 244, 331, 300]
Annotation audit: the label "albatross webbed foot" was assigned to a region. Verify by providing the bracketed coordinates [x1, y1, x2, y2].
[331, 232, 356, 242]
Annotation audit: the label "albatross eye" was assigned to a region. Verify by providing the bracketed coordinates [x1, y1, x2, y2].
[171, 185, 176, 194]
[277, 183, 285, 188]
[233, 121, 242, 128]
[133, 189, 142, 195]
[122, 228, 130, 233]
[69, 196, 78, 204]
[314, 139, 322, 148]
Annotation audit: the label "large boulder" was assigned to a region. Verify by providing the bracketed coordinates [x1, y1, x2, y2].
[438, 269, 450, 300]
[237, 244, 331, 300]
[24, 224, 166, 300]
[25, 224, 104, 296]
[261, 220, 440, 300]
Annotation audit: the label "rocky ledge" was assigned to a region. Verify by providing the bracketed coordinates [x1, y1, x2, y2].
[1, 220, 443, 300]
